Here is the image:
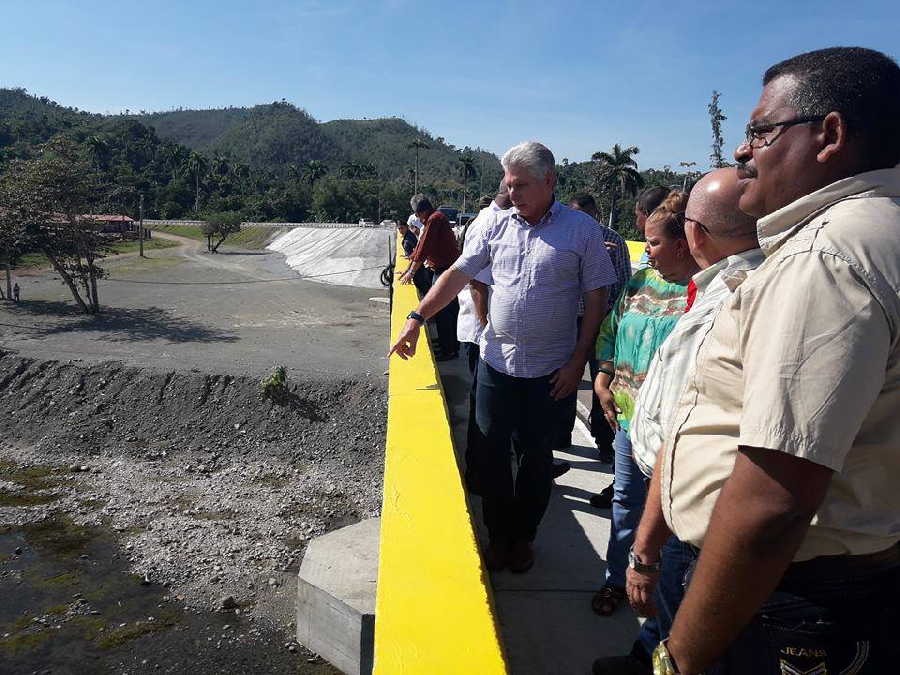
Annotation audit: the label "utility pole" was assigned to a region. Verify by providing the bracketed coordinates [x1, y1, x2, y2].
[414, 145, 420, 195]
[138, 193, 145, 257]
[679, 161, 697, 190]
[479, 154, 484, 196]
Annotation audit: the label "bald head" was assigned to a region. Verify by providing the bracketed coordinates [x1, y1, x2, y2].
[686, 168, 757, 239]
[685, 168, 759, 268]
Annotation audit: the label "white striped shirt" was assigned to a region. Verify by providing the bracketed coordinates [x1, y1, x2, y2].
[630, 248, 765, 476]
[457, 204, 498, 344]
[453, 201, 617, 378]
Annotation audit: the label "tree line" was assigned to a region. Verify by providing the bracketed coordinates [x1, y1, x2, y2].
[0, 87, 731, 312]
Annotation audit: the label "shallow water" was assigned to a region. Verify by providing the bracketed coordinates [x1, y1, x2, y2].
[0, 516, 337, 674]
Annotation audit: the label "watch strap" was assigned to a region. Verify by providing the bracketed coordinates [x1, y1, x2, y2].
[407, 311, 425, 323]
[629, 547, 662, 573]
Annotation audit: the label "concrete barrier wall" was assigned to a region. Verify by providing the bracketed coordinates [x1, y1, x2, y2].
[374, 235, 507, 674]
[626, 240, 645, 264]
[144, 219, 389, 230]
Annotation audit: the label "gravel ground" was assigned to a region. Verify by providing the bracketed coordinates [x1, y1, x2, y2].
[0, 352, 386, 595]
[0, 353, 385, 673]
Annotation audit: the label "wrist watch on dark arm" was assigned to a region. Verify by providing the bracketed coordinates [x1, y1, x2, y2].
[652, 639, 680, 674]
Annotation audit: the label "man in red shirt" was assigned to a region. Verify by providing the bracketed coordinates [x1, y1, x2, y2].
[399, 195, 460, 360]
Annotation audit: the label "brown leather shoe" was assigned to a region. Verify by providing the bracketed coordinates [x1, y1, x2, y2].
[483, 540, 508, 571]
[508, 540, 535, 574]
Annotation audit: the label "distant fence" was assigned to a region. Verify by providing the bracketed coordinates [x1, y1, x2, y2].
[144, 219, 391, 230]
[143, 219, 207, 227]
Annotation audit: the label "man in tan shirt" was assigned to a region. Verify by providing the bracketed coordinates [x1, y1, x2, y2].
[651, 48, 900, 675]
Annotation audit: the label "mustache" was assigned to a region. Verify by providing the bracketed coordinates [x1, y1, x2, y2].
[736, 161, 757, 179]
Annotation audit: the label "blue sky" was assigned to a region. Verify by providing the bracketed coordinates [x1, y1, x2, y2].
[2, 0, 898, 169]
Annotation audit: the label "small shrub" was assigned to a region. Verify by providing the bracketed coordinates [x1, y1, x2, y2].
[260, 365, 288, 402]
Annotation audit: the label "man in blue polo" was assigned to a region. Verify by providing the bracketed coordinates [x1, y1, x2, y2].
[390, 141, 616, 572]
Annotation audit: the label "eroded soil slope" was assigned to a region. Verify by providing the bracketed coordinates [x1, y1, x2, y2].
[0, 352, 385, 673]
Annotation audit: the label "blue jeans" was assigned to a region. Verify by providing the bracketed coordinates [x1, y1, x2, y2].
[475, 359, 564, 542]
[604, 429, 648, 587]
[430, 268, 458, 355]
[636, 536, 695, 657]
[706, 551, 900, 674]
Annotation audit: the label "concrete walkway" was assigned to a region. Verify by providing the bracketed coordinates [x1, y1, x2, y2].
[436, 355, 641, 675]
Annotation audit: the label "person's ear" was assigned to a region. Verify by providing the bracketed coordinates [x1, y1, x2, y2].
[685, 220, 704, 253]
[816, 111, 847, 164]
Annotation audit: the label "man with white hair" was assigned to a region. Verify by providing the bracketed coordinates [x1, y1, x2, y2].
[390, 141, 616, 571]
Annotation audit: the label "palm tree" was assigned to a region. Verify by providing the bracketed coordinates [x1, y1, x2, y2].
[459, 155, 476, 212]
[234, 163, 252, 191]
[304, 160, 328, 185]
[592, 144, 644, 229]
[407, 138, 429, 194]
[679, 161, 697, 190]
[340, 162, 364, 179]
[187, 152, 208, 213]
[161, 143, 189, 181]
[211, 154, 232, 189]
[85, 135, 109, 171]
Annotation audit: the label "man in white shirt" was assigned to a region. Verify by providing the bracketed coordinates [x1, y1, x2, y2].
[457, 186, 512, 495]
[592, 168, 761, 675]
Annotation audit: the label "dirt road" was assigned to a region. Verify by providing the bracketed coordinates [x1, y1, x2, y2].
[1, 235, 390, 378]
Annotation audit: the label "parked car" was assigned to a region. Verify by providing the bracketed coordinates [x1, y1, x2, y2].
[437, 206, 459, 225]
[358, 218, 376, 227]
[379, 219, 396, 228]
[457, 212, 478, 228]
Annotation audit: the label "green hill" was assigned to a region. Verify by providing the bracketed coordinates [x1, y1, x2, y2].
[136, 107, 254, 152]
[134, 103, 501, 186]
[135, 101, 500, 191]
[1, 88, 502, 189]
[0, 88, 504, 222]
[320, 117, 501, 186]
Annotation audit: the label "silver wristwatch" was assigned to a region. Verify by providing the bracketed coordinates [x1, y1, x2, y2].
[628, 547, 662, 574]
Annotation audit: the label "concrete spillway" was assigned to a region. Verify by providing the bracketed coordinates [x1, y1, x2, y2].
[267, 226, 393, 289]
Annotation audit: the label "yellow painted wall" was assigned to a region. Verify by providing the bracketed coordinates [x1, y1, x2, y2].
[626, 239, 645, 264]
[374, 237, 508, 674]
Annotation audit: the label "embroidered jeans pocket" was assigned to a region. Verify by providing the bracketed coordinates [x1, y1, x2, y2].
[758, 597, 873, 674]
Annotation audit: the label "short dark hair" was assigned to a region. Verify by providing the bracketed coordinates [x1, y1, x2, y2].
[636, 186, 670, 216]
[763, 47, 900, 169]
[410, 194, 433, 213]
[569, 193, 597, 212]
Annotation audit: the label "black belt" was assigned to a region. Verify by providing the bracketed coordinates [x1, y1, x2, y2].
[686, 543, 900, 582]
[782, 543, 900, 583]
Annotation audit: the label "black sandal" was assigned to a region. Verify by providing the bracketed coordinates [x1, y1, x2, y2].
[591, 584, 625, 616]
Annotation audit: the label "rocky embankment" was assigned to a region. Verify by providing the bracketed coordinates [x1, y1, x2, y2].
[0, 350, 385, 621]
